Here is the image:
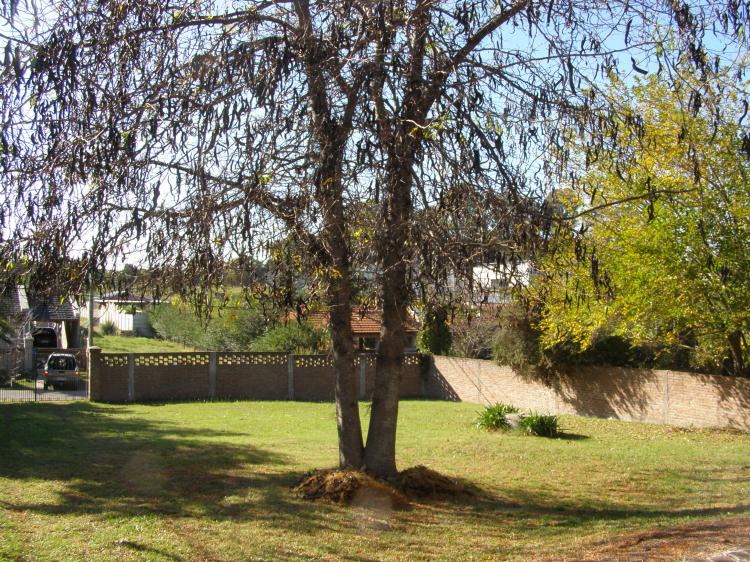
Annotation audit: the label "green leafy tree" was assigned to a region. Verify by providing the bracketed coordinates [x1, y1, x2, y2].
[149, 300, 269, 351]
[538, 75, 750, 375]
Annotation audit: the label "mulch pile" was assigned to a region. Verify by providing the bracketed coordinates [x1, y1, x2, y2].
[391, 465, 469, 499]
[293, 465, 469, 507]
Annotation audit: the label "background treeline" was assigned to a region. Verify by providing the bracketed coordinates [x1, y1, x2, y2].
[418, 76, 750, 377]
[147, 301, 329, 354]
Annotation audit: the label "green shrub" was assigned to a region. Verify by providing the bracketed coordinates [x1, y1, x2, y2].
[148, 302, 269, 351]
[492, 304, 542, 371]
[100, 321, 117, 336]
[519, 412, 559, 437]
[418, 307, 452, 355]
[475, 403, 519, 431]
[249, 321, 330, 354]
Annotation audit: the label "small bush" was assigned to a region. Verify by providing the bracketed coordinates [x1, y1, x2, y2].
[519, 412, 559, 437]
[250, 321, 330, 354]
[492, 304, 542, 372]
[475, 403, 519, 431]
[100, 321, 117, 336]
[451, 314, 498, 359]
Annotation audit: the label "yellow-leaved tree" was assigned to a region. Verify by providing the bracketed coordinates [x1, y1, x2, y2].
[536, 74, 750, 376]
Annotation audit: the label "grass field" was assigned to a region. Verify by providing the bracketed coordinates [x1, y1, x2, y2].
[93, 334, 193, 353]
[0, 400, 748, 561]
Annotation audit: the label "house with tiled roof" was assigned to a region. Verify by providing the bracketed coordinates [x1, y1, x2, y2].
[0, 286, 81, 372]
[303, 306, 420, 351]
[0, 286, 80, 335]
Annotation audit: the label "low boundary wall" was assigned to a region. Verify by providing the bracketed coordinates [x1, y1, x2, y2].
[429, 356, 750, 430]
[89, 348, 426, 403]
[88, 348, 750, 429]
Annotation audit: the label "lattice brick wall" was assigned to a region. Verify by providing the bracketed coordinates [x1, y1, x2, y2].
[294, 355, 334, 368]
[133, 353, 210, 367]
[101, 354, 129, 368]
[217, 353, 287, 366]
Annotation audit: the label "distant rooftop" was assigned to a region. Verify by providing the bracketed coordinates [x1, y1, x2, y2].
[96, 291, 153, 304]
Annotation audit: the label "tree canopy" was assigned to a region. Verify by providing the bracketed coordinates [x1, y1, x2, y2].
[537, 74, 750, 375]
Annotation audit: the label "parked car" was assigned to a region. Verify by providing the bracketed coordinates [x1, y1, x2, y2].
[32, 327, 58, 348]
[43, 353, 80, 390]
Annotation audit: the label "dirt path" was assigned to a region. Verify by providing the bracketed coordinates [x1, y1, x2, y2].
[561, 517, 750, 561]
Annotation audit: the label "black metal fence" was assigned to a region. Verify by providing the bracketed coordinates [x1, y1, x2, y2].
[0, 348, 88, 403]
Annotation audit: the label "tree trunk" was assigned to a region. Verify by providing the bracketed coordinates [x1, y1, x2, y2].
[727, 330, 746, 377]
[318, 148, 364, 468]
[363, 266, 407, 476]
[328, 277, 364, 468]
[364, 154, 414, 477]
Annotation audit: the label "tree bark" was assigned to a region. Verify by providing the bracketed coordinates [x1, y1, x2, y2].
[363, 262, 407, 476]
[727, 330, 746, 377]
[364, 152, 414, 477]
[327, 271, 364, 468]
[318, 149, 364, 468]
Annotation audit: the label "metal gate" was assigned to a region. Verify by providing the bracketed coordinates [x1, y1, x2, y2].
[0, 348, 88, 402]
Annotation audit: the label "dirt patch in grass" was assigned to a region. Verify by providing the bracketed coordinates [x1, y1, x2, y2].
[294, 465, 470, 509]
[569, 516, 750, 561]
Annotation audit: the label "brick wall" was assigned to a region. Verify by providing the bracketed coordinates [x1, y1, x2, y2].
[430, 356, 750, 430]
[88, 348, 425, 403]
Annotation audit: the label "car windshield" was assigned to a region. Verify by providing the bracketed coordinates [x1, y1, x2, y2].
[48, 356, 76, 370]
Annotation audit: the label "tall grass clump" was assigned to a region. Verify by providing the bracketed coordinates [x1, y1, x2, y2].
[475, 403, 519, 431]
[520, 412, 559, 437]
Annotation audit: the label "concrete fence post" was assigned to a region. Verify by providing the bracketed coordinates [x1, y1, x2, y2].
[127, 353, 135, 402]
[287, 354, 294, 400]
[208, 352, 217, 400]
[23, 336, 34, 373]
[359, 355, 367, 399]
[88, 346, 101, 400]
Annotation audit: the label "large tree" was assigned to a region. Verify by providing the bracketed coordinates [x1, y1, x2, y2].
[1, 0, 747, 475]
[536, 74, 750, 375]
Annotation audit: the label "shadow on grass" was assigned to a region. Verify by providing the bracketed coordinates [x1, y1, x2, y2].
[1, 401, 747, 559]
[443, 483, 750, 533]
[0, 402, 336, 532]
[556, 431, 589, 441]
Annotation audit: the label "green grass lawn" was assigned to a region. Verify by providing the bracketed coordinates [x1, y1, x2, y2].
[93, 334, 194, 353]
[0, 401, 748, 561]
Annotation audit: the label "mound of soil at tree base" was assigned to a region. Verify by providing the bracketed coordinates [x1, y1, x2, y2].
[293, 469, 410, 510]
[293, 465, 470, 507]
[389, 465, 470, 499]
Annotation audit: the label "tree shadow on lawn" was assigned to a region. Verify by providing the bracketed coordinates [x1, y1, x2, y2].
[0, 402, 337, 532]
[2, 402, 748, 557]
[444, 483, 750, 534]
